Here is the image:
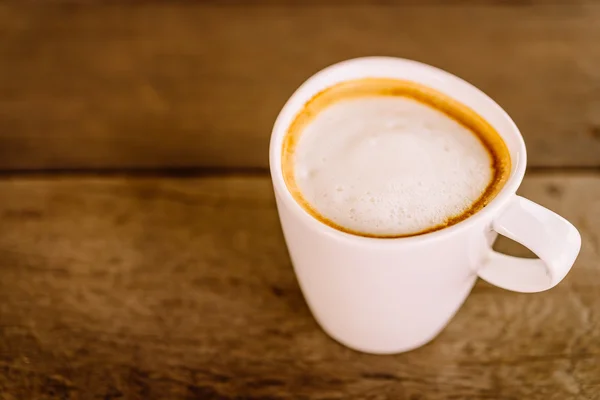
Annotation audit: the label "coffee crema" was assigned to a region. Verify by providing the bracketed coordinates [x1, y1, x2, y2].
[281, 78, 511, 238]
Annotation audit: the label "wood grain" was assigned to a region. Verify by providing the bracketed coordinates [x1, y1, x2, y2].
[1, 3, 600, 170]
[0, 173, 598, 399]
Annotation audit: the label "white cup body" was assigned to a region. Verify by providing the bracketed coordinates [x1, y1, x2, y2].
[269, 57, 528, 354]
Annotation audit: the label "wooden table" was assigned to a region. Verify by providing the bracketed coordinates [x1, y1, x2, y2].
[0, 2, 599, 399]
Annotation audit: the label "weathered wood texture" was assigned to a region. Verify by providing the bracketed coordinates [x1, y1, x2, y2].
[1, 3, 600, 170]
[0, 174, 598, 399]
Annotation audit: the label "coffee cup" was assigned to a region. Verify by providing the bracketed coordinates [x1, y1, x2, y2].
[269, 57, 581, 354]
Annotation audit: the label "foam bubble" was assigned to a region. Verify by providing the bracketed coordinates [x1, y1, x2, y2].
[293, 96, 494, 236]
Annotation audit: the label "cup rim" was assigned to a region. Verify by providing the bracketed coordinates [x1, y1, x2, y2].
[269, 56, 527, 247]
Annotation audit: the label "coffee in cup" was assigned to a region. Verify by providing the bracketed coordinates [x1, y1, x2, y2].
[282, 78, 510, 237]
[281, 78, 511, 238]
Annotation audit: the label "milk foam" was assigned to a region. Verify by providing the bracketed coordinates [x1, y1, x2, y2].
[293, 96, 494, 236]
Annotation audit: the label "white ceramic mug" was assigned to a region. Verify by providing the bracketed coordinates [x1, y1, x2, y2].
[269, 57, 581, 354]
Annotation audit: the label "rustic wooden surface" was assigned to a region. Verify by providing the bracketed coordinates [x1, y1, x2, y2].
[1, 2, 600, 170]
[0, 173, 598, 399]
[1, 1, 600, 398]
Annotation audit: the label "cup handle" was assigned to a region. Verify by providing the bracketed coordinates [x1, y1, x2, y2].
[478, 196, 581, 293]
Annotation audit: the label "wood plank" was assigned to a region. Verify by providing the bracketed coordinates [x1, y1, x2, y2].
[0, 173, 598, 398]
[0, 3, 599, 170]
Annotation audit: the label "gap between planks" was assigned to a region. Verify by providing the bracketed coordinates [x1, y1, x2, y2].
[0, 165, 597, 180]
